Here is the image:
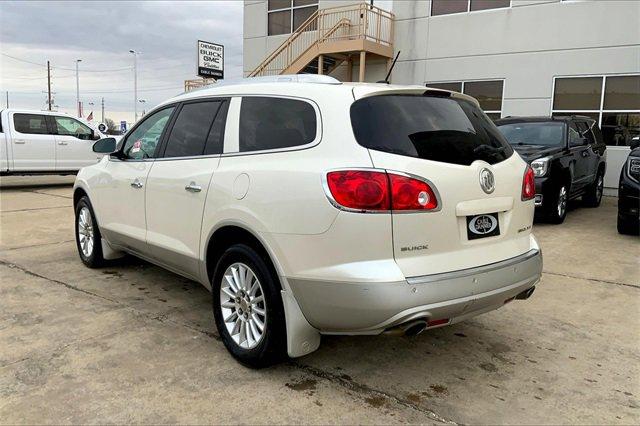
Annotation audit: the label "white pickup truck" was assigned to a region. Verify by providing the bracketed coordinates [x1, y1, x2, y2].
[0, 109, 111, 175]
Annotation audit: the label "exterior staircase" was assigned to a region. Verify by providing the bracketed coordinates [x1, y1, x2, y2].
[249, 3, 394, 81]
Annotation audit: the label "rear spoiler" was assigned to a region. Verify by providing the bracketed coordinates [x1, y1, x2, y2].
[351, 86, 480, 107]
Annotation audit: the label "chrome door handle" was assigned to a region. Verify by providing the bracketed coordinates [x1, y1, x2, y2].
[185, 182, 202, 193]
[58, 141, 68, 146]
[14, 139, 26, 144]
[130, 179, 143, 189]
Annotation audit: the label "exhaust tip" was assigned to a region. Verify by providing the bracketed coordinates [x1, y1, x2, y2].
[516, 286, 536, 300]
[402, 320, 428, 337]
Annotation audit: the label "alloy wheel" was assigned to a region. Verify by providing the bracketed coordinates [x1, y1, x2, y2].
[557, 186, 567, 218]
[77, 206, 94, 258]
[596, 175, 603, 202]
[219, 262, 267, 349]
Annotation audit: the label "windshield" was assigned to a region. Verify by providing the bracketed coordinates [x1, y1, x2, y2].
[350, 94, 513, 166]
[497, 122, 566, 147]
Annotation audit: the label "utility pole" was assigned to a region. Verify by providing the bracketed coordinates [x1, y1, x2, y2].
[5, 91, 8, 108]
[101, 97, 105, 123]
[47, 61, 52, 111]
[129, 50, 138, 122]
[75, 59, 82, 117]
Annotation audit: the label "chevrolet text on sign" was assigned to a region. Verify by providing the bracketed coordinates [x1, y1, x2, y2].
[198, 40, 224, 79]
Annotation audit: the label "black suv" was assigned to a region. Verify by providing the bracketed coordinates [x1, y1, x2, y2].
[618, 137, 640, 235]
[495, 116, 607, 223]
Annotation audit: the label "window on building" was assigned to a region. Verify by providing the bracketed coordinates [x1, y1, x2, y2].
[552, 75, 640, 146]
[13, 114, 48, 134]
[431, 0, 510, 16]
[239, 97, 317, 152]
[268, 0, 318, 36]
[426, 80, 504, 119]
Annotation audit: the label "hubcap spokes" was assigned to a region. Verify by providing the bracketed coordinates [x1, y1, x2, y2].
[596, 176, 603, 200]
[219, 262, 266, 350]
[558, 186, 567, 217]
[77, 207, 94, 257]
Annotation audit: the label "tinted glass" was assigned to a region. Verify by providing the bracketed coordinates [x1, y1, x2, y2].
[431, 0, 467, 16]
[14, 114, 48, 134]
[268, 0, 290, 10]
[553, 77, 602, 110]
[294, 6, 317, 30]
[268, 10, 291, 35]
[568, 122, 584, 147]
[497, 122, 565, 147]
[350, 95, 514, 166]
[604, 76, 640, 110]
[122, 107, 174, 160]
[204, 101, 229, 155]
[576, 121, 596, 145]
[427, 82, 463, 92]
[470, 0, 510, 11]
[294, 0, 317, 6]
[463, 80, 503, 111]
[239, 97, 317, 152]
[164, 102, 221, 158]
[54, 116, 93, 140]
[601, 112, 640, 147]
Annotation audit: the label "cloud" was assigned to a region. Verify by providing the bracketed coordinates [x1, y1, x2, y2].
[0, 0, 243, 123]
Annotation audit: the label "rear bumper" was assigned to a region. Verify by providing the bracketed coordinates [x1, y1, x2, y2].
[288, 249, 543, 334]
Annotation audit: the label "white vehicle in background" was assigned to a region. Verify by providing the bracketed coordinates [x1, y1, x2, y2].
[0, 109, 108, 175]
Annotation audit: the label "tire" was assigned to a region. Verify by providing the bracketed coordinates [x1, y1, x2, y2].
[544, 182, 569, 224]
[75, 196, 105, 268]
[211, 244, 287, 368]
[617, 215, 640, 235]
[583, 170, 604, 207]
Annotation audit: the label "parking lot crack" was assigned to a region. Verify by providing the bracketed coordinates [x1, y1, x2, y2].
[291, 362, 458, 424]
[543, 271, 639, 289]
[0, 260, 121, 305]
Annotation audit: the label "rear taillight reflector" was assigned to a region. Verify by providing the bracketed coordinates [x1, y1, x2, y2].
[522, 165, 535, 201]
[427, 318, 449, 327]
[325, 170, 439, 212]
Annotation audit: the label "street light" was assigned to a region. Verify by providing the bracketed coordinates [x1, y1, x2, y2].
[139, 99, 146, 117]
[75, 59, 82, 118]
[129, 50, 139, 122]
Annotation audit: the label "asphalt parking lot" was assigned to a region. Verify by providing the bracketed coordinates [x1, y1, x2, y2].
[1, 176, 638, 424]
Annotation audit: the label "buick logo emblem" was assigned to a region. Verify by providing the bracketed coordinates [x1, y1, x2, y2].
[469, 215, 498, 235]
[479, 168, 495, 194]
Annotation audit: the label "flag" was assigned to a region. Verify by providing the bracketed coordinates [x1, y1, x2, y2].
[87, 111, 93, 121]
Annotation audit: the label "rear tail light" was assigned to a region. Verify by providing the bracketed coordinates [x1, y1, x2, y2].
[522, 165, 535, 201]
[325, 170, 439, 212]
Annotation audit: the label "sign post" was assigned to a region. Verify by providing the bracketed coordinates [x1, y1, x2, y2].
[197, 40, 224, 79]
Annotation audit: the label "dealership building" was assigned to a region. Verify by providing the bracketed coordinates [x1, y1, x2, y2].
[243, 0, 640, 192]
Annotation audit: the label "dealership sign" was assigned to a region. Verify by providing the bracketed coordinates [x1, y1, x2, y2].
[198, 40, 224, 79]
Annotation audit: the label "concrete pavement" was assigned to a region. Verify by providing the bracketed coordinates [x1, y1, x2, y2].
[1, 176, 638, 424]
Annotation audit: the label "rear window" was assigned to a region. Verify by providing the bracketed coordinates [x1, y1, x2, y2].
[497, 121, 566, 147]
[239, 97, 317, 153]
[14, 113, 49, 135]
[350, 95, 513, 166]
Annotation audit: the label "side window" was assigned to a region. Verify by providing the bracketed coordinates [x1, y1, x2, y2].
[568, 122, 584, 147]
[577, 121, 596, 145]
[163, 101, 222, 158]
[204, 101, 229, 155]
[239, 97, 317, 153]
[54, 116, 93, 140]
[13, 114, 48, 135]
[122, 107, 174, 160]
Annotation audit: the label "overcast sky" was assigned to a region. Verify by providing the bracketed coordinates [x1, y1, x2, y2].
[0, 1, 243, 124]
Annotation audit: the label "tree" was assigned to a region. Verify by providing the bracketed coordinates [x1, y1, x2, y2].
[104, 118, 119, 135]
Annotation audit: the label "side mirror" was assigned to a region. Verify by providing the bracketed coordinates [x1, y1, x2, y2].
[92, 137, 117, 153]
[631, 137, 640, 150]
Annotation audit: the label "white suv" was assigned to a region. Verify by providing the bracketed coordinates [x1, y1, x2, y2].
[74, 75, 542, 368]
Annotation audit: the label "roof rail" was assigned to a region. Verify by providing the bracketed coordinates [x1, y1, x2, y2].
[181, 74, 341, 95]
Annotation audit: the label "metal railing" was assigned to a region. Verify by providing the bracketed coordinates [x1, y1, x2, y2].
[249, 3, 394, 77]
